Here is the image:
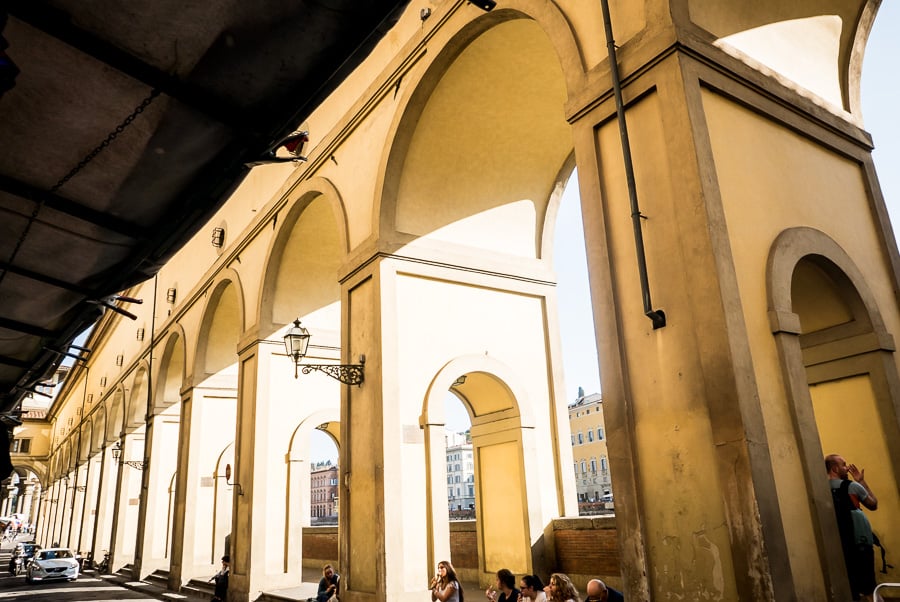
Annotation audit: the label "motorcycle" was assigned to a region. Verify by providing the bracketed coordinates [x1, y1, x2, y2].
[94, 551, 110, 573]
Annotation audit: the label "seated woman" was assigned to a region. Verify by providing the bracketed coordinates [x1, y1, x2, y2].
[520, 574, 548, 602]
[430, 560, 463, 602]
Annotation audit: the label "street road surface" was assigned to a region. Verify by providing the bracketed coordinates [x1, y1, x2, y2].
[0, 542, 165, 601]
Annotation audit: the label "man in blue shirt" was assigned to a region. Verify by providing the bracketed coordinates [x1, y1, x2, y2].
[826, 454, 879, 601]
[586, 578, 624, 602]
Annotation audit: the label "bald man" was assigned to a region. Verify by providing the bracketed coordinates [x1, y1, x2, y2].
[585, 579, 623, 602]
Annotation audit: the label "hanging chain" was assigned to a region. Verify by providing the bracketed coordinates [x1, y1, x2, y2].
[0, 88, 162, 290]
[50, 88, 162, 194]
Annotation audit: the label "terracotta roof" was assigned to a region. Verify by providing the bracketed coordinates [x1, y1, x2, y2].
[21, 409, 47, 420]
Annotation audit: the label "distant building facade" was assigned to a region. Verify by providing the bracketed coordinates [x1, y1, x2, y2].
[310, 461, 338, 522]
[568, 392, 612, 504]
[446, 431, 474, 513]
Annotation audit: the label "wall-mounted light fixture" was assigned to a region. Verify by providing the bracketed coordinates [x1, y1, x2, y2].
[166, 288, 177, 304]
[211, 227, 225, 248]
[111, 441, 147, 470]
[282, 319, 365, 386]
[224, 463, 243, 496]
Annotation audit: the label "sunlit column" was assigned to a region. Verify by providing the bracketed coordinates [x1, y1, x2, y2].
[20, 482, 35, 521]
[134, 406, 180, 579]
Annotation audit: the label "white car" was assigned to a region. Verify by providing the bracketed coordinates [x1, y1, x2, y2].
[25, 547, 79, 583]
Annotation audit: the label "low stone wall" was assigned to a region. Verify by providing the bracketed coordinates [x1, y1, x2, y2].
[301, 516, 621, 591]
[552, 515, 622, 592]
[301, 525, 338, 569]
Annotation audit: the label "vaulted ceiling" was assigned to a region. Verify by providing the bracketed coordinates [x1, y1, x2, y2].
[0, 0, 409, 417]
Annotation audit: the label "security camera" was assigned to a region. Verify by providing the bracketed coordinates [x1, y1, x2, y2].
[468, 0, 496, 11]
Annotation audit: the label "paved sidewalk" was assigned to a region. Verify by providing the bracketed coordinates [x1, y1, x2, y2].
[95, 568, 208, 602]
[97, 565, 323, 602]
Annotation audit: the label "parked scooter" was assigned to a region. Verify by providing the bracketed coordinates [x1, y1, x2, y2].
[94, 550, 110, 574]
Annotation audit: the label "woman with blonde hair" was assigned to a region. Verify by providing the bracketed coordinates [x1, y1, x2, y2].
[431, 559, 465, 602]
[544, 573, 580, 602]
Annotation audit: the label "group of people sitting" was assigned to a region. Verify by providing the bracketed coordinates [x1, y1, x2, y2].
[430, 561, 623, 602]
[309, 561, 622, 602]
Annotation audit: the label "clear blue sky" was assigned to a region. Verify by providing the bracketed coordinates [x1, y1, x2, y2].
[322, 4, 900, 454]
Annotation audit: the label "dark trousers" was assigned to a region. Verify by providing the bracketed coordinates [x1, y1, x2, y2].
[846, 544, 876, 600]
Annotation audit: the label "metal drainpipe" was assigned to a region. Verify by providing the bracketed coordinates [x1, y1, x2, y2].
[599, 0, 666, 329]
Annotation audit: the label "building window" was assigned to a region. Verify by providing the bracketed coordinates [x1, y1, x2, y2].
[597, 427, 604, 440]
[600, 457, 608, 471]
[590, 459, 597, 472]
[580, 460, 586, 474]
[571, 435, 575, 445]
[587, 430, 594, 442]
[577, 432, 583, 444]
[10, 438, 30, 453]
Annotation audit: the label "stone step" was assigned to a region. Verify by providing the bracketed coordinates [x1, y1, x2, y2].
[255, 592, 308, 602]
[145, 569, 170, 587]
[182, 578, 215, 600]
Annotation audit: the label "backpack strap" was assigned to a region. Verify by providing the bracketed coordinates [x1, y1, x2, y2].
[872, 532, 895, 574]
[832, 479, 856, 554]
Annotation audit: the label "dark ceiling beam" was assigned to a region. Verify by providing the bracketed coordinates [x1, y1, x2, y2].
[0, 173, 147, 239]
[7, 1, 248, 132]
[0, 355, 29, 368]
[0, 316, 55, 339]
[0, 259, 95, 296]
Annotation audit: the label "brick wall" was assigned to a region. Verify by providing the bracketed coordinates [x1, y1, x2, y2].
[302, 526, 338, 568]
[449, 520, 478, 569]
[552, 516, 621, 590]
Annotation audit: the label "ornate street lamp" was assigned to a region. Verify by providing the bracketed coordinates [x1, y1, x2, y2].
[111, 440, 147, 470]
[283, 319, 365, 386]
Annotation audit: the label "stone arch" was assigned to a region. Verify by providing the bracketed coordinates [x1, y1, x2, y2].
[767, 226, 900, 596]
[10, 462, 46, 488]
[376, 5, 580, 256]
[91, 405, 107, 454]
[687, 0, 877, 115]
[155, 328, 187, 411]
[287, 408, 342, 460]
[282, 408, 342, 570]
[193, 272, 245, 382]
[126, 364, 151, 430]
[59, 439, 74, 475]
[538, 152, 576, 265]
[78, 422, 92, 463]
[258, 177, 350, 335]
[421, 354, 535, 428]
[420, 355, 540, 583]
[106, 387, 126, 441]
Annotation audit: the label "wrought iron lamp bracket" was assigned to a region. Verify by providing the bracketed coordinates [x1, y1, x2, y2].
[300, 360, 365, 386]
